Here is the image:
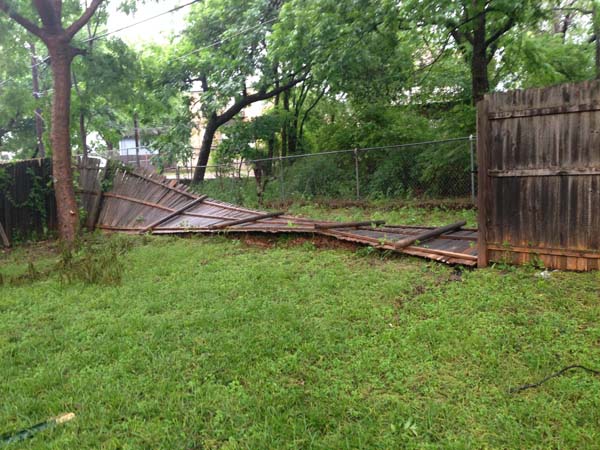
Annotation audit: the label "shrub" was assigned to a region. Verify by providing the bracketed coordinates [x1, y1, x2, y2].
[284, 156, 354, 198]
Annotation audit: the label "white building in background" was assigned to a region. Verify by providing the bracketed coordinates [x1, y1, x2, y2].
[0, 151, 16, 163]
[118, 135, 156, 169]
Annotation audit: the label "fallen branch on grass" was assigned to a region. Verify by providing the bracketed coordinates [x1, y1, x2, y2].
[509, 365, 600, 394]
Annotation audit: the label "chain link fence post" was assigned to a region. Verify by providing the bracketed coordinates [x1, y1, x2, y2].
[279, 156, 285, 203]
[354, 148, 360, 200]
[469, 134, 476, 204]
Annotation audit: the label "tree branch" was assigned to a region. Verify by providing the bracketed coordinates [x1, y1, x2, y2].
[33, 0, 61, 31]
[486, 15, 516, 46]
[65, 0, 103, 38]
[299, 84, 327, 140]
[53, 0, 61, 21]
[0, 0, 43, 37]
[446, 19, 473, 46]
[216, 72, 309, 127]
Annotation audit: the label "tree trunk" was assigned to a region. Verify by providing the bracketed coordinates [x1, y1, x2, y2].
[47, 42, 79, 243]
[134, 113, 141, 167]
[281, 90, 290, 157]
[192, 114, 218, 183]
[288, 117, 298, 154]
[471, 14, 489, 104]
[29, 42, 45, 158]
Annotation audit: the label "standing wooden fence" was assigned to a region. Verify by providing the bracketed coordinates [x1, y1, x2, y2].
[477, 80, 600, 271]
[0, 158, 57, 243]
[0, 157, 108, 244]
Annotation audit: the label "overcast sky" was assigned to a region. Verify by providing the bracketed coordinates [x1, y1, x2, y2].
[105, 0, 190, 45]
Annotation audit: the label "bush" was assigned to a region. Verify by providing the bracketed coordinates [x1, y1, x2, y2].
[284, 155, 354, 198]
[365, 150, 421, 198]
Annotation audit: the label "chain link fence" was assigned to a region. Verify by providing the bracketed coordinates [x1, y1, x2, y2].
[112, 136, 477, 207]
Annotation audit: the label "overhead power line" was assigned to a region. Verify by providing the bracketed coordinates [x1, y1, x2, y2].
[173, 17, 278, 62]
[0, 0, 202, 87]
[81, 0, 203, 44]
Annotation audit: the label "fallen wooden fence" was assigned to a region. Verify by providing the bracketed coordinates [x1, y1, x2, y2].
[85, 165, 478, 266]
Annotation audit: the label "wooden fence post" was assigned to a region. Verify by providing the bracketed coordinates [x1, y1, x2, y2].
[476, 98, 491, 268]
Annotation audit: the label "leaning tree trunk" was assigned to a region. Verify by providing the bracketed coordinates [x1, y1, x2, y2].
[47, 41, 79, 243]
[192, 114, 219, 183]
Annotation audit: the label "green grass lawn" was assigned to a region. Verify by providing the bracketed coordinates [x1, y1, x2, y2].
[1, 232, 599, 449]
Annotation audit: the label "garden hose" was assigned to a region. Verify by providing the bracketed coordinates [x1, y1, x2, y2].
[0, 413, 75, 446]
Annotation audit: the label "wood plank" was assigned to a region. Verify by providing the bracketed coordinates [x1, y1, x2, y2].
[394, 221, 467, 249]
[488, 103, 600, 120]
[487, 243, 600, 259]
[401, 246, 478, 262]
[142, 195, 208, 233]
[321, 228, 478, 261]
[126, 170, 199, 199]
[315, 220, 385, 230]
[489, 168, 600, 177]
[103, 192, 175, 212]
[85, 162, 109, 231]
[209, 211, 285, 230]
[376, 226, 477, 242]
[476, 98, 491, 268]
[0, 220, 10, 247]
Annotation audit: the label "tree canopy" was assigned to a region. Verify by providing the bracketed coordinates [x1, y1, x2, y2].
[1, 0, 599, 197]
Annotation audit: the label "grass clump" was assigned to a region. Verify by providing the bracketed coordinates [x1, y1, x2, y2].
[56, 235, 138, 286]
[0, 234, 147, 287]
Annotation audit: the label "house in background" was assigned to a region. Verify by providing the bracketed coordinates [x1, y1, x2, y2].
[118, 133, 157, 169]
[0, 151, 16, 162]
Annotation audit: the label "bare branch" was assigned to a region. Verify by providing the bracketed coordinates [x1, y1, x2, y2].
[0, 0, 43, 37]
[65, 0, 103, 38]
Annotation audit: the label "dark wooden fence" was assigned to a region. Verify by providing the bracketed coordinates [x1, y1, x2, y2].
[477, 80, 600, 271]
[0, 158, 57, 243]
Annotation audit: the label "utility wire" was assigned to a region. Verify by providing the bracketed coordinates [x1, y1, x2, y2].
[0, 0, 202, 87]
[81, 0, 203, 44]
[172, 17, 277, 62]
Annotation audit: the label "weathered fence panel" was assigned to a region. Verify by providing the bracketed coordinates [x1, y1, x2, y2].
[0, 158, 57, 243]
[77, 157, 106, 231]
[477, 80, 600, 271]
